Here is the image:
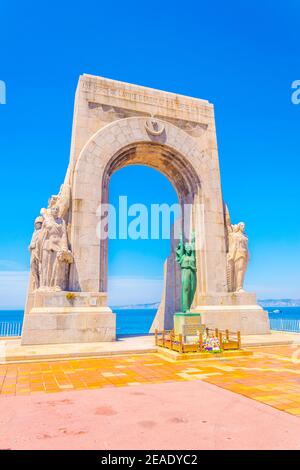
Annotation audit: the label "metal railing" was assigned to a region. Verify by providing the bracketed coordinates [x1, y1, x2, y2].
[269, 318, 300, 333]
[0, 322, 23, 337]
[1, 318, 299, 336]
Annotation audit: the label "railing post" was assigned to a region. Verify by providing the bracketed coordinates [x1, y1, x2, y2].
[219, 332, 223, 349]
[199, 332, 203, 352]
[237, 331, 241, 349]
[179, 334, 183, 353]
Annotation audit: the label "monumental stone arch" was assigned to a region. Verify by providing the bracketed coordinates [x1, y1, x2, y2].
[22, 74, 270, 345]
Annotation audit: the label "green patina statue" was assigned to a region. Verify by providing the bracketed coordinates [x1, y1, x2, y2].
[176, 233, 197, 312]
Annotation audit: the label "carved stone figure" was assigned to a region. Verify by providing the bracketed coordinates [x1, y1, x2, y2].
[176, 233, 197, 312]
[41, 182, 71, 220]
[29, 216, 43, 290]
[227, 222, 249, 292]
[39, 206, 73, 291]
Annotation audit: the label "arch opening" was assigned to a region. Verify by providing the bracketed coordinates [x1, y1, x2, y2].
[102, 141, 202, 204]
[99, 142, 203, 296]
[108, 164, 179, 335]
[70, 117, 211, 302]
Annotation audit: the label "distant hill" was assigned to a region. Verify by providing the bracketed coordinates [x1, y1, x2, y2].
[258, 299, 300, 307]
[111, 302, 160, 310]
[111, 299, 300, 309]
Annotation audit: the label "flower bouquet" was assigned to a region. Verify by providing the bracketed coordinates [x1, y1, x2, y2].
[202, 335, 222, 353]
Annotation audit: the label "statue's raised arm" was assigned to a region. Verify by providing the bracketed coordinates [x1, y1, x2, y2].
[190, 232, 196, 263]
[176, 235, 185, 265]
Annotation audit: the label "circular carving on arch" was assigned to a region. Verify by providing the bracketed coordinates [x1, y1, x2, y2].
[73, 117, 206, 203]
[145, 118, 165, 136]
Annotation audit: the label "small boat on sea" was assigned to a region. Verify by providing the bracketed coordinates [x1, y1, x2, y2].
[272, 309, 282, 314]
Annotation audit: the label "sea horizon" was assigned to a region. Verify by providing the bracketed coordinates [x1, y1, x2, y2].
[1, 306, 300, 336]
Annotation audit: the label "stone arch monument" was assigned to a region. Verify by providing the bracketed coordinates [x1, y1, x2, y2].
[22, 75, 269, 345]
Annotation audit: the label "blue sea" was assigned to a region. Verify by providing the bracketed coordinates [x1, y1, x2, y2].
[0, 308, 157, 335]
[0, 307, 300, 335]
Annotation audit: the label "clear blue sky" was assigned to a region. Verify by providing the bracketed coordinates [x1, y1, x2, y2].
[0, 0, 299, 308]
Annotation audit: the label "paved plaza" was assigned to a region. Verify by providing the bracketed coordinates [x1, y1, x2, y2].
[1, 345, 300, 416]
[1, 345, 300, 449]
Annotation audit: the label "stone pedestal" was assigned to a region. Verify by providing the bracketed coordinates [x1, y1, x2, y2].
[190, 292, 270, 335]
[174, 312, 202, 338]
[159, 292, 270, 337]
[191, 306, 270, 335]
[21, 291, 116, 345]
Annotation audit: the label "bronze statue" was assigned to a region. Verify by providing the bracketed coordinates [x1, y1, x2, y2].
[176, 234, 197, 312]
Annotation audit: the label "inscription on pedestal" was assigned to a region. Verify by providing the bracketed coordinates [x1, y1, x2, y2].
[182, 324, 202, 336]
[174, 313, 202, 337]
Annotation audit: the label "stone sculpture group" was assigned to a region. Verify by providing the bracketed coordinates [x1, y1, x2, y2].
[224, 204, 249, 293]
[29, 184, 73, 292]
[227, 222, 249, 293]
